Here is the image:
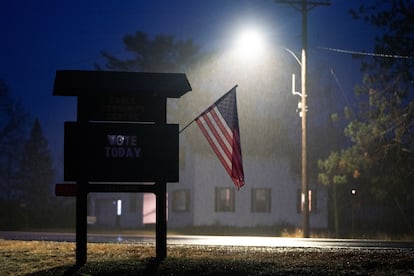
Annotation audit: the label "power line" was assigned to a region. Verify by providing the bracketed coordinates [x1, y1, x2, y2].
[317, 46, 414, 60]
[330, 68, 354, 110]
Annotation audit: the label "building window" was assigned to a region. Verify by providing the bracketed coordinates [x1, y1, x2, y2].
[215, 187, 235, 212]
[297, 189, 317, 213]
[251, 188, 271, 213]
[172, 189, 190, 212]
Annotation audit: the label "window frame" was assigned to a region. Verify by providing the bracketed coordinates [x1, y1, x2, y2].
[215, 187, 235, 212]
[251, 188, 271, 213]
[172, 189, 190, 212]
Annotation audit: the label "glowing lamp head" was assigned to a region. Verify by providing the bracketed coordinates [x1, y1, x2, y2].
[234, 27, 265, 58]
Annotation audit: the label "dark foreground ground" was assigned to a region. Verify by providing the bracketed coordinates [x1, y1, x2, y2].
[1, 240, 413, 275]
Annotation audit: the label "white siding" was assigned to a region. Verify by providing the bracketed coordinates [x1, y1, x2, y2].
[182, 153, 327, 228]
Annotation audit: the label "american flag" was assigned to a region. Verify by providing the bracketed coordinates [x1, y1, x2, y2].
[196, 86, 245, 189]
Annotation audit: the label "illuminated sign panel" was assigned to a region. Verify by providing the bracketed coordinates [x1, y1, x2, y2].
[64, 122, 178, 182]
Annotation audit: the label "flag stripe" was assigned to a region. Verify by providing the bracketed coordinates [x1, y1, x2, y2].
[197, 114, 232, 172]
[231, 131, 244, 183]
[197, 115, 231, 169]
[196, 118, 232, 176]
[209, 108, 233, 143]
[203, 109, 233, 157]
[232, 130, 242, 164]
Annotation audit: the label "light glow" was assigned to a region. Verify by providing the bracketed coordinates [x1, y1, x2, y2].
[116, 199, 122, 216]
[234, 27, 265, 58]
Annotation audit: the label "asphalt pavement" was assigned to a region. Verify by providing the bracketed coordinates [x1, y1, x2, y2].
[1, 231, 413, 249]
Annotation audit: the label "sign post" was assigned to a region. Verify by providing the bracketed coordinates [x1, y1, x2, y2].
[53, 70, 191, 265]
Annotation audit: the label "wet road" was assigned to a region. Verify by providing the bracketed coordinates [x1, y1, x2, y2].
[1, 231, 413, 249]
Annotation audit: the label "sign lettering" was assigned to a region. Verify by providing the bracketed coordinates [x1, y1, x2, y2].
[104, 135, 141, 158]
[79, 95, 165, 122]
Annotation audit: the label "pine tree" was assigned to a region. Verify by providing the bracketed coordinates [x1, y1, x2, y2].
[0, 80, 28, 200]
[18, 118, 55, 208]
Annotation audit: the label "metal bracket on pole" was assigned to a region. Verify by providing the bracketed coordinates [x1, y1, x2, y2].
[291, 73, 302, 98]
[292, 73, 308, 117]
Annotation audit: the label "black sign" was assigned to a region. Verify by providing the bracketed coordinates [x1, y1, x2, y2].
[64, 122, 178, 182]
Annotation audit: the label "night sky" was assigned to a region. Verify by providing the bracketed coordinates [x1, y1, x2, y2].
[0, 0, 377, 175]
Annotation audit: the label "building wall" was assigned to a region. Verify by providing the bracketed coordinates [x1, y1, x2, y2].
[192, 154, 300, 227]
[168, 152, 328, 229]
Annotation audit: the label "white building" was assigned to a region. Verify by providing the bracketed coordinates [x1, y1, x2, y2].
[167, 132, 328, 229]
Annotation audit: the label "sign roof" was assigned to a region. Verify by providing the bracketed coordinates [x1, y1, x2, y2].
[53, 70, 191, 98]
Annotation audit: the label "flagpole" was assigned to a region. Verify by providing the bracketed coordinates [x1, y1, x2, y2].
[179, 117, 197, 134]
[178, 85, 238, 134]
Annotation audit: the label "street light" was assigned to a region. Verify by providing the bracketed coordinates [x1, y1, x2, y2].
[275, 0, 331, 239]
[234, 26, 311, 236]
[285, 46, 309, 238]
[232, 1, 330, 239]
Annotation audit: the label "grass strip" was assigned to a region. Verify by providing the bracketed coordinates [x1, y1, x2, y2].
[1, 240, 413, 275]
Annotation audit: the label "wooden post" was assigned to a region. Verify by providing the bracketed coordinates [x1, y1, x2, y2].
[76, 182, 87, 265]
[155, 182, 167, 259]
[76, 108, 88, 266]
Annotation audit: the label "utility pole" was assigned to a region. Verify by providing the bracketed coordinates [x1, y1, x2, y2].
[274, 0, 330, 238]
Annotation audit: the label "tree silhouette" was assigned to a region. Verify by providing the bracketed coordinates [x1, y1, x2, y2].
[18, 118, 55, 209]
[319, 1, 414, 235]
[95, 31, 201, 72]
[0, 79, 28, 201]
